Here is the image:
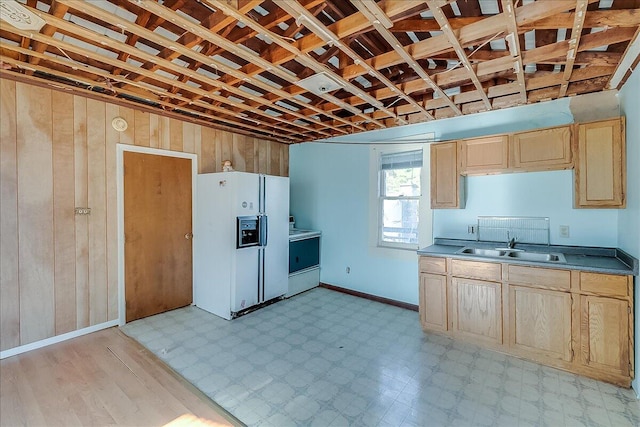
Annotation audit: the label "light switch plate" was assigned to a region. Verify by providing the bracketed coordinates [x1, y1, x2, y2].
[559, 225, 570, 238]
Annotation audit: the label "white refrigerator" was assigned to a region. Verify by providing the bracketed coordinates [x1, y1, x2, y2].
[194, 172, 289, 320]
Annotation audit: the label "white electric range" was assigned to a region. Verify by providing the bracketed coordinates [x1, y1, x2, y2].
[287, 228, 321, 297]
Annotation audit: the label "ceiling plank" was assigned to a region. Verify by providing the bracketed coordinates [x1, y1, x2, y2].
[350, 0, 462, 116]
[52, 0, 353, 134]
[501, 0, 526, 105]
[558, 0, 589, 97]
[426, 0, 493, 111]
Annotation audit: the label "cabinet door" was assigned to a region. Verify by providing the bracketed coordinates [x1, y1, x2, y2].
[575, 118, 625, 208]
[511, 126, 572, 171]
[459, 135, 508, 175]
[430, 142, 464, 209]
[450, 278, 502, 345]
[419, 273, 448, 332]
[581, 295, 630, 376]
[508, 285, 572, 361]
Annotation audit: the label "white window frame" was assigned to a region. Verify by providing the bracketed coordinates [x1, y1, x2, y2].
[377, 149, 423, 250]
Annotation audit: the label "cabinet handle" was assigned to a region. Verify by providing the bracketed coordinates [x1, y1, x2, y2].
[185, 232, 193, 240]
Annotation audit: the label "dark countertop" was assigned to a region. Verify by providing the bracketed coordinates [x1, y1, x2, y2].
[418, 238, 638, 276]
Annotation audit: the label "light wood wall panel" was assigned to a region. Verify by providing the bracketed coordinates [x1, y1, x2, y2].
[16, 83, 55, 345]
[74, 96, 90, 330]
[0, 78, 20, 350]
[52, 91, 77, 335]
[87, 99, 108, 326]
[0, 79, 290, 352]
[105, 103, 120, 322]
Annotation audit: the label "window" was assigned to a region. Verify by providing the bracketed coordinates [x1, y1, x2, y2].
[378, 149, 422, 249]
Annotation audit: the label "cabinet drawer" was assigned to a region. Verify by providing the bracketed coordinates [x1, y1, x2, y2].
[507, 265, 570, 290]
[451, 259, 501, 282]
[580, 272, 628, 298]
[419, 256, 446, 274]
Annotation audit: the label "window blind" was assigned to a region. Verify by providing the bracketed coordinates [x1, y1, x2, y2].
[380, 149, 423, 170]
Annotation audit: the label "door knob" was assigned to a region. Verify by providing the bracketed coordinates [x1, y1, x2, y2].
[185, 232, 193, 240]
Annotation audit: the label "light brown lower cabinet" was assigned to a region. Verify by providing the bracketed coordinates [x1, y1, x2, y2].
[419, 273, 448, 332]
[450, 277, 502, 345]
[418, 256, 634, 387]
[508, 285, 572, 362]
[581, 295, 630, 377]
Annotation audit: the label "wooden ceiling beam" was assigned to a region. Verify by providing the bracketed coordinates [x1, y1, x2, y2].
[0, 67, 296, 143]
[123, 0, 260, 81]
[350, 0, 461, 116]
[205, 0, 385, 129]
[392, 9, 640, 33]
[426, 0, 492, 111]
[0, 50, 303, 141]
[26, 1, 69, 74]
[341, 0, 599, 85]
[56, 0, 352, 134]
[558, 1, 589, 97]
[523, 26, 637, 63]
[7, 9, 338, 138]
[276, 0, 432, 122]
[128, 0, 362, 131]
[501, 0, 527, 105]
[234, 1, 426, 78]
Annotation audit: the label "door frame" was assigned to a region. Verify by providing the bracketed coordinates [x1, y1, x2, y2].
[116, 144, 198, 326]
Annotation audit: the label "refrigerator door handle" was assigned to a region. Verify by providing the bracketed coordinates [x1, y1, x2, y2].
[259, 215, 268, 247]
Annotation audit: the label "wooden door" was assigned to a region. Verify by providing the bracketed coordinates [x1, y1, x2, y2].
[508, 285, 572, 361]
[430, 142, 463, 209]
[124, 152, 193, 322]
[419, 273, 448, 332]
[575, 118, 625, 208]
[459, 135, 508, 175]
[580, 295, 630, 376]
[450, 277, 502, 345]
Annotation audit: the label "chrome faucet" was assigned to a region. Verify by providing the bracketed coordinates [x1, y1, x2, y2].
[508, 237, 517, 249]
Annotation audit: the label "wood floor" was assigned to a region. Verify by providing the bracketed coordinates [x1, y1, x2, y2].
[0, 327, 242, 427]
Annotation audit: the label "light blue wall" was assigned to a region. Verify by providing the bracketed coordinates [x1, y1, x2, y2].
[291, 85, 638, 394]
[618, 69, 640, 395]
[436, 170, 619, 246]
[291, 97, 623, 305]
[289, 142, 420, 304]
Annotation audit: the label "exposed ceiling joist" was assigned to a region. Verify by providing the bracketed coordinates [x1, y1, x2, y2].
[0, 0, 637, 143]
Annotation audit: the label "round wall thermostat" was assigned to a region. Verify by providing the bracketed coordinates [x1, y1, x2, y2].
[111, 116, 128, 132]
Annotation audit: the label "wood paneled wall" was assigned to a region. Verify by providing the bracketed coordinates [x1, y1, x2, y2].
[0, 79, 289, 351]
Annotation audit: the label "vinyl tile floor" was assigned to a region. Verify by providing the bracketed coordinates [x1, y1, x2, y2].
[121, 287, 640, 427]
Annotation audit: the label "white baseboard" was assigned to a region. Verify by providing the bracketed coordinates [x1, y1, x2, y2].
[0, 320, 119, 360]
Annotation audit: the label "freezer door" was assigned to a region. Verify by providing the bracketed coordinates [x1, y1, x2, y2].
[232, 172, 260, 217]
[262, 175, 289, 301]
[232, 246, 260, 313]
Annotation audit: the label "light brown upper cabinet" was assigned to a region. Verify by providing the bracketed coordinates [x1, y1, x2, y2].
[511, 126, 573, 171]
[430, 142, 464, 209]
[575, 117, 626, 208]
[459, 135, 508, 175]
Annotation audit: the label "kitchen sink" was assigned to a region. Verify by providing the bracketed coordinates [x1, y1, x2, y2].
[506, 251, 566, 263]
[456, 248, 506, 257]
[455, 247, 566, 263]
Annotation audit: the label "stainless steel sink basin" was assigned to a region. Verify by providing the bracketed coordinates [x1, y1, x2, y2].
[455, 247, 566, 263]
[456, 248, 506, 257]
[506, 251, 566, 263]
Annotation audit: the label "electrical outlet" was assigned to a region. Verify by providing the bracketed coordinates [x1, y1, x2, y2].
[559, 225, 570, 238]
[346, 266, 350, 274]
